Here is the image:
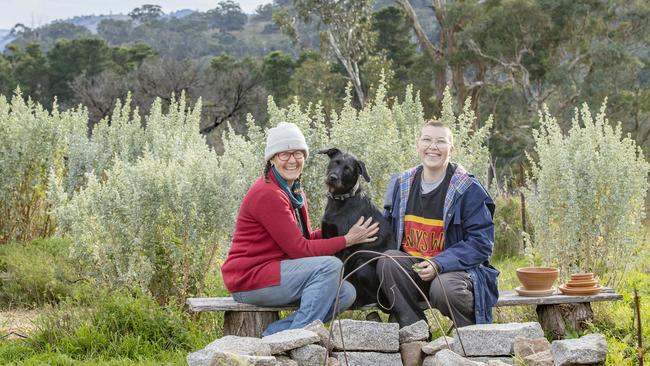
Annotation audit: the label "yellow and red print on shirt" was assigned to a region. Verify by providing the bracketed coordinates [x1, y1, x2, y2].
[401, 214, 444, 258]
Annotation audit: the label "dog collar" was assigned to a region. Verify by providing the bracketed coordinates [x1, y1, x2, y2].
[326, 179, 362, 200]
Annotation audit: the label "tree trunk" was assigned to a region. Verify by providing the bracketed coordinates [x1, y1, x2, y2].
[536, 303, 594, 340]
[223, 311, 279, 338]
[327, 31, 366, 107]
[396, 0, 447, 107]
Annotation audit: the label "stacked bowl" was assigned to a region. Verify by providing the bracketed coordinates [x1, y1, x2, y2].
[559, 273, 602, 295]
[515, 267, 559, 297]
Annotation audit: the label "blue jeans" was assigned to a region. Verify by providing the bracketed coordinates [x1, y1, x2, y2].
[232, 256, 356, 336]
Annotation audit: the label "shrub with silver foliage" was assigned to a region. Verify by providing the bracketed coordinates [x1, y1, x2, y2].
[0, 90, 87, 243]
[2, 79, 493, 301]
[50, 95, 258, 301]
[524, 102, 649, 285]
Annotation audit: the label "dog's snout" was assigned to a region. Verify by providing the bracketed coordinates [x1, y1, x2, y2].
[327, 174, 339, 183]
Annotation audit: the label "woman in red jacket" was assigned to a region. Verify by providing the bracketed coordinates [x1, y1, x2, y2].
[221, 122, 378, 336]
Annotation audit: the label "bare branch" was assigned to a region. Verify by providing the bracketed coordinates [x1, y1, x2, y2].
[395, 0, 442, 60]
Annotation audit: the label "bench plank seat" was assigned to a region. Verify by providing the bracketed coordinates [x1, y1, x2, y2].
[188, 288, 621, 339]
[186, 287, 621, 312]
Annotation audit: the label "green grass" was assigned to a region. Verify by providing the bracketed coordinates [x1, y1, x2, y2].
[491, 256, 539, 324]
[0, 237, 80, 309]
[0, 286, 223, 365]
[590, 269, 650, 365]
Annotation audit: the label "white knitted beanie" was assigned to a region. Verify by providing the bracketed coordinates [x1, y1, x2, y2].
[264, 122, 309, 161]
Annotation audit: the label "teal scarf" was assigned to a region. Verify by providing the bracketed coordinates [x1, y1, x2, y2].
[272, 166, 305, 209]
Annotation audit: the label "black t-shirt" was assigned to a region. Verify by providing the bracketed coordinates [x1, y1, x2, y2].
[401, 164, 454, 258]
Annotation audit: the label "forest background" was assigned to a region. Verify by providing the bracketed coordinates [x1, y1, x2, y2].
[1, 0, 649, 181]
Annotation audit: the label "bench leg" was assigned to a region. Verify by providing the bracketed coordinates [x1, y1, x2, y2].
[536, 302, 594, 339]
[223, 311, 279, 338]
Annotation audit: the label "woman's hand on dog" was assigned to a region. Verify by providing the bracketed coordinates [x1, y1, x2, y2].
[344, 216, 380, 246]
[413, 260, 440, 281]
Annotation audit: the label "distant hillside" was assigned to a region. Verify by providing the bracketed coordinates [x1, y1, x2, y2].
[0, 30, 14, 50]
[1, 2, 436, 57]
[2, 4, 295, 58]
[65, 9, 195, 34]
[65, 14, 130, 33]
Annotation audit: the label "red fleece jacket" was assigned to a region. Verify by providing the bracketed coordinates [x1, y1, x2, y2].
[221, 174, 347, 293]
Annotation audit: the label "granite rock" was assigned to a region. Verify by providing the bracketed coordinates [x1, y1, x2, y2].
[262, 329, 320, 354]
[331, 319, 400, 352]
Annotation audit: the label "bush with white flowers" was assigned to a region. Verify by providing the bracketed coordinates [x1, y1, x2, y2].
[524, 102, 649, 285]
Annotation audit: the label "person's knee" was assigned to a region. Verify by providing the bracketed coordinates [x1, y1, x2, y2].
[338, 281, 356, 311]
[429, 272, 473, 306]
[319, 256, 343, 271]
[376, 250, 402, 274]
[428, 274, 447, 295]
[314, 256, 344, 281]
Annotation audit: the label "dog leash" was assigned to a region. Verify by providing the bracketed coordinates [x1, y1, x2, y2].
[326, 250, 467, 363]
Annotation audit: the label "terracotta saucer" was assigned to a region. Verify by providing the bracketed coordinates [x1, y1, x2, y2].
[559, 284, 602, 296]
[515, 286, 556, 297]
[565, 280, 599, 288]
[570, 273, 594, 280]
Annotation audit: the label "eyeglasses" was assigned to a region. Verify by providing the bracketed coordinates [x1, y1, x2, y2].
[276, 150, 305, 161]
[419, 137, 451, 150]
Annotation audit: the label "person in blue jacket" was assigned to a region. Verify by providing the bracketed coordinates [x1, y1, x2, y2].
[376, 119, 499, 328]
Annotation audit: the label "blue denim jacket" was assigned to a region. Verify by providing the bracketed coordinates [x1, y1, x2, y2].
[383, 163, 499, 324]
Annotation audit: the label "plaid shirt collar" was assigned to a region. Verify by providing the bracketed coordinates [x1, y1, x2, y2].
[396, 163, 472, 242]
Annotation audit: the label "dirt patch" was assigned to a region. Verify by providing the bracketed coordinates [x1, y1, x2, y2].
[0, 309, 39, 339]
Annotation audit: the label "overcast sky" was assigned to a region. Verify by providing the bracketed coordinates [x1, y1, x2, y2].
[0, 0, 271, 29]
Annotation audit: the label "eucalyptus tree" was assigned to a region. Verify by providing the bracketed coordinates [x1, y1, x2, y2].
[6, 22, 91, 51]
[2, 43, 49, 106]
[128, 4, 164, 24]
[132, 58, 202, 115]
[275, 0, 377, 107]
[393, 0, 487, 109]
[97, 19, 135, 45]
[205, 0, 248, 31]
[464, 0, 650, 162]
[392, 0, 650, 167]
[288, 52, 347, 113]
[371, 6, 418, 98]
[261, 51, 296, 104]
[199, 55, 267, 136]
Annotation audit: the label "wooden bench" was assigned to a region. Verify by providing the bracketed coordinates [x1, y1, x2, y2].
[187, 288, 622, 339]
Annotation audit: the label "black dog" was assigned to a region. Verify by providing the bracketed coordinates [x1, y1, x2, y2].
[318, 148, 395, 306]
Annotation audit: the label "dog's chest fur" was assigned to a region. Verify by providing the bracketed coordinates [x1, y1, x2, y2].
[322, 195, 373, 235]
[321, 192, 393, 251]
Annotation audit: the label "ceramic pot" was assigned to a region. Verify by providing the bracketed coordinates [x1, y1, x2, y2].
[516, 267, 559, 290]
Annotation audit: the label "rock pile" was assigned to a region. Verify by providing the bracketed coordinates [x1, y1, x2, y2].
[420, 322, 607, 366]
[187, 320, 607, 366]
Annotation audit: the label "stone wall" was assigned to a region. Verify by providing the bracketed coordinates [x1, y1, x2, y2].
[186, 319, 607, 366]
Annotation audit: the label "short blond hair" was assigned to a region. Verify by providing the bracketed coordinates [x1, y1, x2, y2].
[422, 119, 454, 146]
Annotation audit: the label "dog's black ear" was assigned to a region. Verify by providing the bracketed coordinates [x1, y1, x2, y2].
[357, 160, 371, 182]
[317, 148, 342, 158]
